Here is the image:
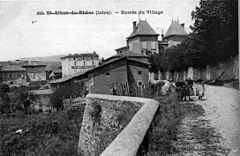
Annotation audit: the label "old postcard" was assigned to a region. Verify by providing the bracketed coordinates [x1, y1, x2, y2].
[0, 0, 239, 156]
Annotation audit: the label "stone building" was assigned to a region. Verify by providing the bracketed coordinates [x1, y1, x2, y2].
[0, 65, 27, 83]
[61, 52, 100, 77]
[115, 20, 159, 55]
[87, 56, 149, 95]
[50, 56, 150, 96]
[21, 64, 47, 82]
[162, 20, 188, 48]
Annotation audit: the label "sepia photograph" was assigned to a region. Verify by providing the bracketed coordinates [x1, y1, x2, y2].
[0, 0, 239, 155]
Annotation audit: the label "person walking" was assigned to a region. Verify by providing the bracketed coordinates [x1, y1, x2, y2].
[196, 79, 205, 100]
[186, 79, 194, 101]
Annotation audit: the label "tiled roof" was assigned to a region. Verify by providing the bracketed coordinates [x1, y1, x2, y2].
[50, 72, 86, 84]
[0, 65, 26, 72]
[115, 46, 129, 51]
[164, 21, 188, 39]
[46, 63, 62, 73]
[50, 56, 149, 84]
[86, 56, 149, 75]
[21, 64, 47, 67]
[61, 52, 99, 59]
[128, 20, 158, 38]
[103, 51, 149, 63]
[29, 89, 53, 95]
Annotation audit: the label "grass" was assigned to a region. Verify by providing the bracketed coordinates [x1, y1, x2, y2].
[140, 92, 230, 155]
[0, 103, 85, 156]
[137, 92, 185, 155]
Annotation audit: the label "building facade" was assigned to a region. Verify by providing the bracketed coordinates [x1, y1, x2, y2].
[50, 56, 149, 96]
[21, 64, 47, 82]
[87, 57, 149, 95]
[127, 20, 159, 55]
[0, 65, 27, 83]
[162, 20, 188, 48]
[61, 52, 100, 77]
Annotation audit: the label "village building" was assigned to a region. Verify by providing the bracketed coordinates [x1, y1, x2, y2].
[0, 65, 27, 83]
[50, 56, 149, 96]
[50, 19, 189, 94]
[61, 51, 100, 77]
[162, 20, 188, 48]
[46, 63, 62, 80]
[87, 56, 149, 95]
[21, 64, 47, 82]
[115, 46, 129, 54]
[127, 20, 159, 55]
[29, 89, 53, 113]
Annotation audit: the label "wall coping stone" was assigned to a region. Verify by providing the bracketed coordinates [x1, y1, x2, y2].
[86, 94, 159, 156]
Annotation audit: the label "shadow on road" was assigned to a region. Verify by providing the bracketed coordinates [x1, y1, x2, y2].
[171, 102, 231, 155]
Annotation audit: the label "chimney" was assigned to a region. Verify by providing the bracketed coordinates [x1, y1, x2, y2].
[181, 23, 185, 29]
[133, 21, 137, 31]
[161, 29, 164, 40]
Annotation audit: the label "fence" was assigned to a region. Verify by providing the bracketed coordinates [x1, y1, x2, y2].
[109, 82, 164, 98]
[153, 55, 239, 82]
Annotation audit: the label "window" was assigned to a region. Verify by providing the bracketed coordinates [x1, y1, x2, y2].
[137, 80, 144, 88]
[74, 61, 77, 66]
[138, 81, 142, 86]
[106, 72, 110, 76]
[83, 61, 85, 66]
[151, 42, 156, 49]
[142, 42, 147, 49]
[92, 60, 94, 65]
[9, 73, 12, 78]
[138, 71, 142, 75]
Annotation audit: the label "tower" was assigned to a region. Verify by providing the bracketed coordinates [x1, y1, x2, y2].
[126, 20, 159, 55]
[163, 20, 188, 48]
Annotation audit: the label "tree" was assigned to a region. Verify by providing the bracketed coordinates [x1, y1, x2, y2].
[0, 84, 10, 96]
[149, 0, 238, 73]
[191, 0, 238, 65]
[12, 86, 35, 113]
[0, 84, 10, 113]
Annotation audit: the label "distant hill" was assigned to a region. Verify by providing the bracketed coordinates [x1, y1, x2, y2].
[20, 55, 65, 63]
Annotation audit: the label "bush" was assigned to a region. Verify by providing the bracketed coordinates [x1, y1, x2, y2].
[0, 103, 85, 156]
[139, 92, 184, 155]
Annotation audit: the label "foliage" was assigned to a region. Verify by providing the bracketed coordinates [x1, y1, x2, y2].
[191, 0, 238, 66]
[0, 84, 10, 95]
[50, 81, 87, 111]
[50, 87, 64, 111]
[150, 0, 238, 72]
[0, 84, 10, 113]
[139, 92, 184, 155]
[11, 86, 35, 112]
[0, 103, 85, 156]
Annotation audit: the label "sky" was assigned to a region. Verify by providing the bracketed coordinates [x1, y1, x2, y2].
[0, 0, 200, 61]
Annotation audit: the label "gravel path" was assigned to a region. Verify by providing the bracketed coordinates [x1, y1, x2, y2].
[173, 85, 239, 156]
[198, 85, 240, 156]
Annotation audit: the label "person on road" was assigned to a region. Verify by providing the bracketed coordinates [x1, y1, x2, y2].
[196, 79, 205, 100]
[186, 79, 194, 101]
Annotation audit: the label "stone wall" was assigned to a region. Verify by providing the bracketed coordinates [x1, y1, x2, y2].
[78, 94, 144, 156]
[100, 95, 159, 156]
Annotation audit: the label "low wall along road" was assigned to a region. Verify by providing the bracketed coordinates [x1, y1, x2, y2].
[78, 94, 159, 156]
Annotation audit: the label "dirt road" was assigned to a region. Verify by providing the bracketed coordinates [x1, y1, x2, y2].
[173, 85, 240, 155]
[200, 85, 240, 155]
